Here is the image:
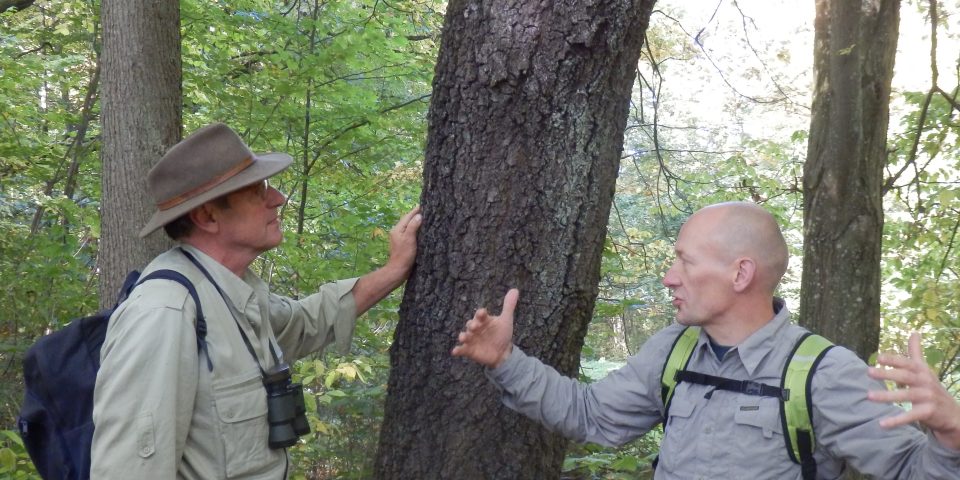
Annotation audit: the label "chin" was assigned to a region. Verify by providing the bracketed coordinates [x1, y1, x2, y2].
[676, 316, 701, 327]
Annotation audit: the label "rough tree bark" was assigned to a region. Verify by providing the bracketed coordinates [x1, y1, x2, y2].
[801, 0, 900, 361]
[99, 0, 181, 306]
[375, 0, 656, 477]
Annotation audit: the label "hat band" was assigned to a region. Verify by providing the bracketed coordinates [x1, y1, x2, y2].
[157, 156, 254, 211]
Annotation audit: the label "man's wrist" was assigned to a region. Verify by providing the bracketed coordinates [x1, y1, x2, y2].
[382, 261, 412, 281]
[933, 425, 960, 452]
[492, 344, 514, 370]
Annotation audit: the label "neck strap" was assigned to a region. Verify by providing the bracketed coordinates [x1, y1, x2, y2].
[179, 247, 283, 373]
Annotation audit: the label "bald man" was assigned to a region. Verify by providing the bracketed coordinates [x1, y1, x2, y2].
[453, 202, 960, 479]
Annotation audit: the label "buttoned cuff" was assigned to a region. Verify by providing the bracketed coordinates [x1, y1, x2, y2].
[326, 278, 359, 355]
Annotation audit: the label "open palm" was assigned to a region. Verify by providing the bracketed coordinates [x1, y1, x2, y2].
[452, 289, 519, 369]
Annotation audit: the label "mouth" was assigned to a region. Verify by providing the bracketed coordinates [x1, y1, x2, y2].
[671, 297, 682, 308]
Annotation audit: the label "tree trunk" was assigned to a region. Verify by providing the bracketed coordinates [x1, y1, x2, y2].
[0, 0, 33, 14]
[801, 0, 899, 361]
[375, 0, 656, 478]
[99, 0, 181, 307]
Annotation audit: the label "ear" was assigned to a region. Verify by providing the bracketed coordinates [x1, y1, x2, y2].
[732, 257, 756, 293]
[188, 203, 219, 234]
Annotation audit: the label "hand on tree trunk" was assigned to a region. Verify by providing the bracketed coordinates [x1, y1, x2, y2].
[452, 288, 518, 369]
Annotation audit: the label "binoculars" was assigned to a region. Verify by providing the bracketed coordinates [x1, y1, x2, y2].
[263, 362, 310, 449]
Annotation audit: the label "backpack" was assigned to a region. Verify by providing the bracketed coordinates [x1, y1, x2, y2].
[660, 326, 834, 480]
[16, 269, 209, 480]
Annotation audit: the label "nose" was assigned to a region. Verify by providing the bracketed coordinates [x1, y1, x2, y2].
[662, 262, 679, 289]
[266, 186, 287, 207]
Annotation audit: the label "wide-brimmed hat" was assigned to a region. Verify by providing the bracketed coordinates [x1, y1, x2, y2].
[139, 123, 293, 237]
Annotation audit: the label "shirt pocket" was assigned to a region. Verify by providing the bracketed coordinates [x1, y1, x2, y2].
[658, 395, 698, 472]
[731, 397, 787, 476]
[214, 369, 271, 478]
[733, 397, 782, 439]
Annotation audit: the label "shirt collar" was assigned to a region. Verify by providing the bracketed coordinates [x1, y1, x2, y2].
[736, 297, 791, 375]
[691, 298, 791, 374]
[179, 244, 256, 312]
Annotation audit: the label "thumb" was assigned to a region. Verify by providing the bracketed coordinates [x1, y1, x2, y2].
[500, 288, 519, 317]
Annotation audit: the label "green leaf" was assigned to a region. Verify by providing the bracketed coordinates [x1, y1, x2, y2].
[924, 346, 944, 368]
[611, 455, 640, 472]
[0, 430, 23, 447]
[0, 448, 15, 471]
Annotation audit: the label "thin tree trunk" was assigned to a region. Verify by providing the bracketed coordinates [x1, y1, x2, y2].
[99, 0, 181, 306]
[375, 1, 656, 477]
[29, 60, 101, 235]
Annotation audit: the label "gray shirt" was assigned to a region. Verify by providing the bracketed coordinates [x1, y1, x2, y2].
[487, 301, 960, 479]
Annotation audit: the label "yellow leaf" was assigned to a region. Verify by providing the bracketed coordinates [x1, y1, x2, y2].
[337, 363, 358, 381]
[314, 421, 331, 435]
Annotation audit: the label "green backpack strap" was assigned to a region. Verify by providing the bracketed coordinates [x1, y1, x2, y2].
[653, 326, 700, 471]
[660, 326, 700, 418]
[780, 332, 834, 480]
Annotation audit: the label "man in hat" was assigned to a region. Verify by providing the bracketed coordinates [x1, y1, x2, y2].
[453, 202, 960, 478]
[91, 123, 422, 478]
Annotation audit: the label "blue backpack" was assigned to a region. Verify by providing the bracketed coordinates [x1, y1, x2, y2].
[16, 269, 208, 480]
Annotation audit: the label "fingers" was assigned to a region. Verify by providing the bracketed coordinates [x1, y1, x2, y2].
[385, 206, 422, 273]
[501, 289, 519, 317]
[871, 331, 930, 380]
[877, 409, 924, 429]
[908, 331, 923, 363]
[467, 309, 489, 332]
[874, 352, 914, 370]
[452, 309, 488, 348]
[868, 364, 917, 386]
[407, 211, 423, 233]
[874, 332, 924, 371]
[451, 290, 518, 361]
[867, 387, 911, 404]
[395, 205, 422, 234]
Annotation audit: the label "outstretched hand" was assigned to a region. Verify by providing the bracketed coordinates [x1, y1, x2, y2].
[867, 332, 960, 451]
[451, 289, 519, 369]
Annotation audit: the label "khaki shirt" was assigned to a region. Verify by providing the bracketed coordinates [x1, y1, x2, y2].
[91, 245, 358, 479]
[488, 300, 960, 479]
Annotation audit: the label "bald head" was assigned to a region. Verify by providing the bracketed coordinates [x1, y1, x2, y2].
[684, 202, 789, 293]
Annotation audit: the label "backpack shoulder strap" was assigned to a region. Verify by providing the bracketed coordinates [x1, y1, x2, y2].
[661, 326, 700, 418]
[652, 326, 699, 472]
[780, 332, 833, 480]
[136, 269, 213, 371]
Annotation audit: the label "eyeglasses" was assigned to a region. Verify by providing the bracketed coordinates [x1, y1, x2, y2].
[251, 180, 269, 201]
